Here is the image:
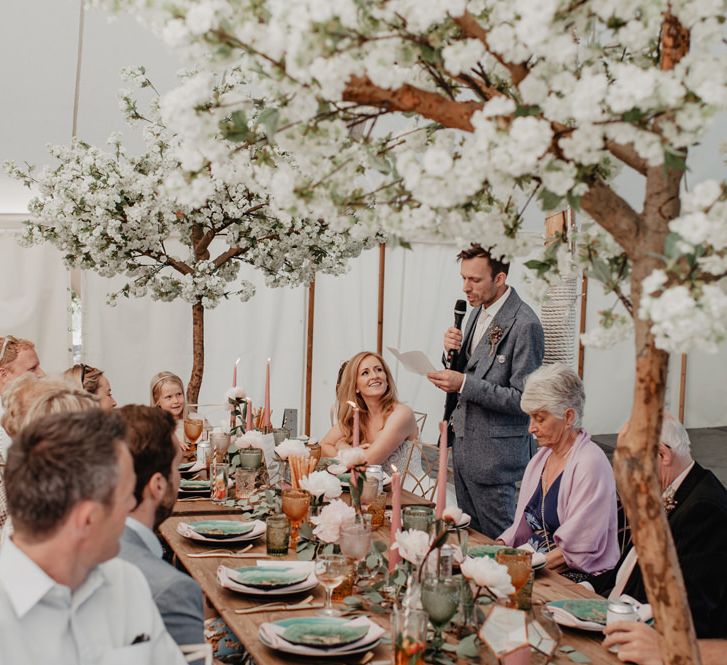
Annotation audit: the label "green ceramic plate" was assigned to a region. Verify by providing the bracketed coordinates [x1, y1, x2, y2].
[547, 599, 608, 625]
[180, 479, 210, 490]
[231, 566, 309, 589]
[280, 619, 368, 648]
[190, 520, 255, 539]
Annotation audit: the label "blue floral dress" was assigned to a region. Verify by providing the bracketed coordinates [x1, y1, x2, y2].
[524, 472, 590, 583]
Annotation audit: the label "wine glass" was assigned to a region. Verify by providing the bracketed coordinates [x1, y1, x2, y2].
[339, 522, 372, 581]
[421, 575, 460, 651]
[183, 407, 204, 448]
[314, 553, 347, 616]
[281, 488, 310, 550]
[495, 549, 532, 609]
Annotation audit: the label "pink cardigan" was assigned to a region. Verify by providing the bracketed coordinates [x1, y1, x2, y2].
[498, 430, 619, 574]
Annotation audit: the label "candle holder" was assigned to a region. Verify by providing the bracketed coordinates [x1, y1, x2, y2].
[238, 447, 263, 470]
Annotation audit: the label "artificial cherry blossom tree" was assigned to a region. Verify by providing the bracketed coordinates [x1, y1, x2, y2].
[6, 68, 379, 402]
[81, 2, 727, 661]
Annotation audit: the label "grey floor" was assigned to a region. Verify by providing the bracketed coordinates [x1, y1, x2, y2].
[592, 427, 727, 486]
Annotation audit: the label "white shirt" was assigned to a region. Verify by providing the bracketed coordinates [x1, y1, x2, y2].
[0, 539, 186, 665]
[460, 287, 512, 393]
[609, 461, 695, 600]
[125, 517, 164, 559]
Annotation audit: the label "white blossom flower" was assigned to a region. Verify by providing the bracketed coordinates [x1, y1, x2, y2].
[442, 506, 463, 524]
[235, 430, 265, 449]
[225, 386, 247, 401]
[300, 470, 343, 500]
[392, 529, 431, 565]
[310, 499, 356, 543]
[274, 438, 310, 460]
[336, 447, 367, 469]
[460, 556, 514, 598]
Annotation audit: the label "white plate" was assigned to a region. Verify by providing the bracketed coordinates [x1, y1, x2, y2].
[258, 616, 384, 657]
[177, 519, 265, 544]
[218, 564, 318, 597]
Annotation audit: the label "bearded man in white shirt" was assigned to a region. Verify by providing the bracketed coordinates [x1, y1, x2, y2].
[0, 409, 185, 665]
[0, 335, 45, 460]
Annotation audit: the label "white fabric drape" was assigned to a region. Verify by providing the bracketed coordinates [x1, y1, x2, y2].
[0, 228, 70, 374]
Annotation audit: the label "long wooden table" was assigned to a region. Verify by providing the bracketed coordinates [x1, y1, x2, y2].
[160, 511, 619, 665]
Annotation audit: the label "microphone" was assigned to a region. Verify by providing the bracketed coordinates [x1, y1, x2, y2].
[447, 299, 468, 368]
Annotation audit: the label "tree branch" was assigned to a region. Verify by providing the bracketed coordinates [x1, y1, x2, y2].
[605, 140, 648, 176]
[343, 75, 482, 131]
[580, 179, 642, 249]
[140, 250, 193, 275]
[453, 12, 529, 85]
[213, 246, 244, 268]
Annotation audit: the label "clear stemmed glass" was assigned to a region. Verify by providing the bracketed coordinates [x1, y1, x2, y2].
[314, 553, 348, 616]
[421, 575, 460, 652]
[339, 522, 372, 581]
[281, 488, 311, 550]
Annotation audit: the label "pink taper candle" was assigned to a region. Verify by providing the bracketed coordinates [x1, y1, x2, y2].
[245, 398, 253, 431]
[233, 357, 240, 387]
[347, 401, 360, 446]
[263, 358, 271, 429]
[388, 466, 402, 572]
[435, 421, 448, 520]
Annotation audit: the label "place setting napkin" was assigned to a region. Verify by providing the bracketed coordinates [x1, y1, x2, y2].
[258, 616, 385, 656]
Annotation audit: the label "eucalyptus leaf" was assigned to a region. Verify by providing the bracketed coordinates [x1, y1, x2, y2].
[456, 634, 480, 659]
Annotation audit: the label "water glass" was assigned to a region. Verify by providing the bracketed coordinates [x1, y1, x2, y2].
[209, 432, 231, 459]
[421, 575, 461, 650]
[265, 514, 290, 556]
[391, 608, 428, 665]
[235, 468, 257, 500]
[211, 462, 229, 503]
[402, 505, 434, 532]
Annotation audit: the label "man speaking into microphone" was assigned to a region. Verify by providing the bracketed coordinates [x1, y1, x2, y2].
[427, 244, 544, 537]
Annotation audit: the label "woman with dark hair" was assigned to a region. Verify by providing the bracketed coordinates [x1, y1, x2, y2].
[320, 351, 418, 472]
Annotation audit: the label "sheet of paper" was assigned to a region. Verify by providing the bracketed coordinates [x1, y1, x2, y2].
[387, 347, 437, 376]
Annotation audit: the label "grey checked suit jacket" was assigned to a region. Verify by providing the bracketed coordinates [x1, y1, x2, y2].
[444, 288, 544, 485]
[119, 525, 205, 649]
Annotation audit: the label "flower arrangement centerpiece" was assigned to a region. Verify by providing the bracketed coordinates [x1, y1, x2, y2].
[326, 447, 368, 515]
[225, 386, 248, 437]
[300, 471, 343, 510]
[274, 438, 314, 489]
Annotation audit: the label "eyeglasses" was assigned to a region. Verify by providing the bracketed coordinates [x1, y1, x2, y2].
[0, 336, 18, 365]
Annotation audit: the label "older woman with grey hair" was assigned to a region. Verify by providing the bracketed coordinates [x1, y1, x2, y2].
[498, 363, 619, 581]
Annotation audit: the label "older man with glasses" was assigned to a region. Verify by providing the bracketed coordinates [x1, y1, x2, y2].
[0, 336, 45, 459]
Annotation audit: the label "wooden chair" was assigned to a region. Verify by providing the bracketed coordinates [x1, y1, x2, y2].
[401, 438, 441, 501]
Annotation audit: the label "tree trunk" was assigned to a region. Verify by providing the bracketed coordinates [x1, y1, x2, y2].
[612, 158, 700, 663]
[188, 299, 204, 404]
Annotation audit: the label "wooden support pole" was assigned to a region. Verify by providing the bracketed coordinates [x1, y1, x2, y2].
[377, 243, 386, 355]
[578, 274, 588, 379]
[678, 353, 687, 423]
[304, 279, 315, 436]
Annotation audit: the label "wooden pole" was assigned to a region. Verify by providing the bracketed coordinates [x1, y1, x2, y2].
[377, 243, 386, 354]
[578, 274, 588, 379]
[678, 353, 687, 423]
[304, 279, 315, 435]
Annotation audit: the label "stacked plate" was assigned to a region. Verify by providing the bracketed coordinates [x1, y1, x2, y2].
[177, 519, 266, 544]
[259, 616, 385, 657]
[218, 561, 317, 597]
[339, 471, 392, 489]
[178, 478, 210, 497]
[467, 544, 547, 570]
[179, 461, 204, 479]
[448, 512, 472, 530]
[546, 596, 652, 631]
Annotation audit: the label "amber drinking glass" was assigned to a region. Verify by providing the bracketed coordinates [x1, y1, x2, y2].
[184, 408, 204, 447]
[281, 488, 310, 550]
[495, 549, 532, 609]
